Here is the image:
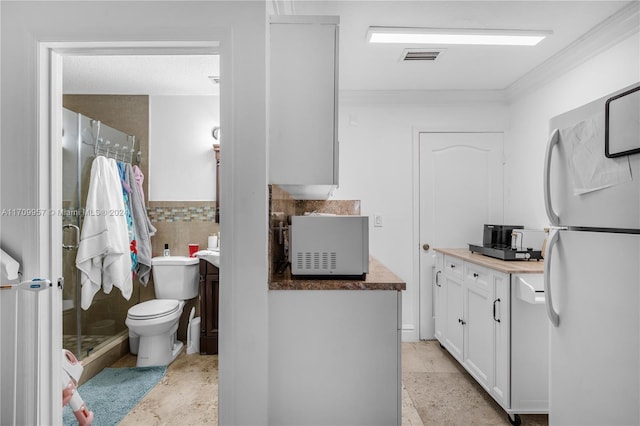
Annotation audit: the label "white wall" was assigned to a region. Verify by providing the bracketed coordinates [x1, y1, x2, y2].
[149, 95, 219, 201]
[506, 33, 640, 229]
[0, 2, 268, 425]
[333, 94, 509, 341]
[335, 31, 639, 344]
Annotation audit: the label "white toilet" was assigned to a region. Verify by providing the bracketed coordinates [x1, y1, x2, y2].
[126, 256, 199, 367]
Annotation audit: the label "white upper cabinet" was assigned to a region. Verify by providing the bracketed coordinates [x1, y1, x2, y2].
[268, 15, 339, 199]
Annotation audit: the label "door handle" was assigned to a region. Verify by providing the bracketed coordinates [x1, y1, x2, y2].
[62, 224, 80, 250]
[422, 243, 430, 251]
[544, 229, 560, 327]
[544, 128, 560, 226]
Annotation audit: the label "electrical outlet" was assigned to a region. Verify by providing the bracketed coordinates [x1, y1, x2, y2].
[374, 213, 383, 227]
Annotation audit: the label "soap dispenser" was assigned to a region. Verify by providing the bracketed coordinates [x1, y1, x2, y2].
[163, 243, 170, 256]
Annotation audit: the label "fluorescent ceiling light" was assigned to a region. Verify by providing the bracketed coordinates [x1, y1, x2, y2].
[367, 27, 551, 46]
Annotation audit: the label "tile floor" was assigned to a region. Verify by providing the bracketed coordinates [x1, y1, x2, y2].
[113, 340, 548, 425]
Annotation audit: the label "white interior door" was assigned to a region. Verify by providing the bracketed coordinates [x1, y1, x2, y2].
[419, 132, 504, 339]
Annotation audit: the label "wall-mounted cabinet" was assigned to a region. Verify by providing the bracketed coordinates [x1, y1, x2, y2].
[268, 15, 339, 200]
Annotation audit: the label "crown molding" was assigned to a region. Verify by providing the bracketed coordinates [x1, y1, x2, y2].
[270, 0, 296, 16]
[506, 1, 640, 100]
[339, 89, 507, 105]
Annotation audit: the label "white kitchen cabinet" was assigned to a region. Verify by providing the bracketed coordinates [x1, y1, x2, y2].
[443, 260, 464, 363]
[268, 15, 339, 199]
[433, 254, 445, 342]
[463, 262, 494, 391]
[492, 270, 511, 408]
[268, 290, 401, 426]
[434, 250, 545, 424]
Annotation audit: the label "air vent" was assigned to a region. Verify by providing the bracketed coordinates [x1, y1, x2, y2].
[295, 251, 337, 271]
[400, 49, 446, 62]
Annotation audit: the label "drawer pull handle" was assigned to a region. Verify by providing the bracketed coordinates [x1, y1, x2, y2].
[458, 318, 466, 325]
[435, 270, 442, 287]
[493, 298, 501, 323]
[473, 272, 479, 278]
[450, 264, 456, 269]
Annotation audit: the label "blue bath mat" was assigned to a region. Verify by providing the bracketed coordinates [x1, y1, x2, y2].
[63, 366, 167, 426]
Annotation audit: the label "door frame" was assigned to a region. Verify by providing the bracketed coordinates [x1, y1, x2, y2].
[412, 126, 505, 340]
[38, 39, 225, 423]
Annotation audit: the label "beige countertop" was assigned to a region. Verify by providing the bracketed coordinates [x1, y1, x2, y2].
[269, 257, 406, 291]
[435, 248, 544, 274]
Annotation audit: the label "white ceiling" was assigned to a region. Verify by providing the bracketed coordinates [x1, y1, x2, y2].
[63, 1, 635, 96]
[63, 54, 220, 96]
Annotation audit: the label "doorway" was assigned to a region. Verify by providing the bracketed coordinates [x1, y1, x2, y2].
[41, 42, 223, 423]
[418, 132, 504, 339]
[60, 55, 220, 369]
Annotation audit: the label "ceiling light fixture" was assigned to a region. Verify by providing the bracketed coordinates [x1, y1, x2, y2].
[366, 27, 551, 46]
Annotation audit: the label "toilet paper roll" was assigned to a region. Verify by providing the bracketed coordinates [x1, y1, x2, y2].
[208, 235, 218, 250]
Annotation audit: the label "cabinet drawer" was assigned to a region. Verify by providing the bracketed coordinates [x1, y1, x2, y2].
[443, 255, 464, 280]
[464, 262, 491, 290]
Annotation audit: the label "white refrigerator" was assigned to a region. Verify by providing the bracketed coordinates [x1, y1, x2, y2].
[544, 83, 640, 425]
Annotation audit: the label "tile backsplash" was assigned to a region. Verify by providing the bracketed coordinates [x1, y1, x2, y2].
[149, 201, 219, 258]
[148, 204, 217, 223]
[268, 185, 362, 281]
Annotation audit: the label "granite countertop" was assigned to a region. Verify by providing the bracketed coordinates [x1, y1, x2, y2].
[435, 248, 544, 274]
[269, 257, 406, 291]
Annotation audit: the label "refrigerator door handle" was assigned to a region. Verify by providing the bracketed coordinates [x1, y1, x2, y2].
[544, 228, 560, 327]
[544, 128, 560, 226]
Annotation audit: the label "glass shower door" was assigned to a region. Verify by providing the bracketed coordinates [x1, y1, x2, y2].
[62, 108, 139, 360]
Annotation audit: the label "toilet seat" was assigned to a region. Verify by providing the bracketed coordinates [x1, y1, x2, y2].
[127, 299, 181, 320]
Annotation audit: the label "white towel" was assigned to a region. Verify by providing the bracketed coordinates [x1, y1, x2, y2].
[76, 157, 132, 309]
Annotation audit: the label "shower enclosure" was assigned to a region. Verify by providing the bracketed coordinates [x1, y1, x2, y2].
[62, 107, 140, 360]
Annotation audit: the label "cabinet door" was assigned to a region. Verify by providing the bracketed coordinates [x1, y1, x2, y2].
[200, 263, 219, 355]
[269, 18, 338, 186]
[492, 271, 510, 409]
[434, 253, 445, 343]
[463, 262, 494, 392]
[269, 290, 399, 426]
[444, 274, 464, 363]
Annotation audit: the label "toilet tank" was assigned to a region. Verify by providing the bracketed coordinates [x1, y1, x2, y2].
[151, 256, 200, 300]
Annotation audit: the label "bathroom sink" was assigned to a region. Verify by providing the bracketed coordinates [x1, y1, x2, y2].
[194, 249, 220, 268]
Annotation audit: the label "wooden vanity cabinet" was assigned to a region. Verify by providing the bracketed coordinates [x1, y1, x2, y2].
[199, 259, 219, 354]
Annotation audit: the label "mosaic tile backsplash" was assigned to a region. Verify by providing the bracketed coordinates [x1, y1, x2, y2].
[148, 203, 217, 222]
[148, 201, 219, 258]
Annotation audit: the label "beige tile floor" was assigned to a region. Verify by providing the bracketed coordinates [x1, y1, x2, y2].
[112, 340, 548, 425]
[112, 351, 218, 425]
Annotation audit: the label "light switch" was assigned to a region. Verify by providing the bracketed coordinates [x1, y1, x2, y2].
[374, 213, 383, 227]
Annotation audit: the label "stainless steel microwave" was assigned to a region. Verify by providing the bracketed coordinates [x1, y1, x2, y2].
[289, 215, 369, 277]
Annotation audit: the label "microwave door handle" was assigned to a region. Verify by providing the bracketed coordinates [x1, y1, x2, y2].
[544, 128, 560, 226]
[544, 228, 560, 327]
